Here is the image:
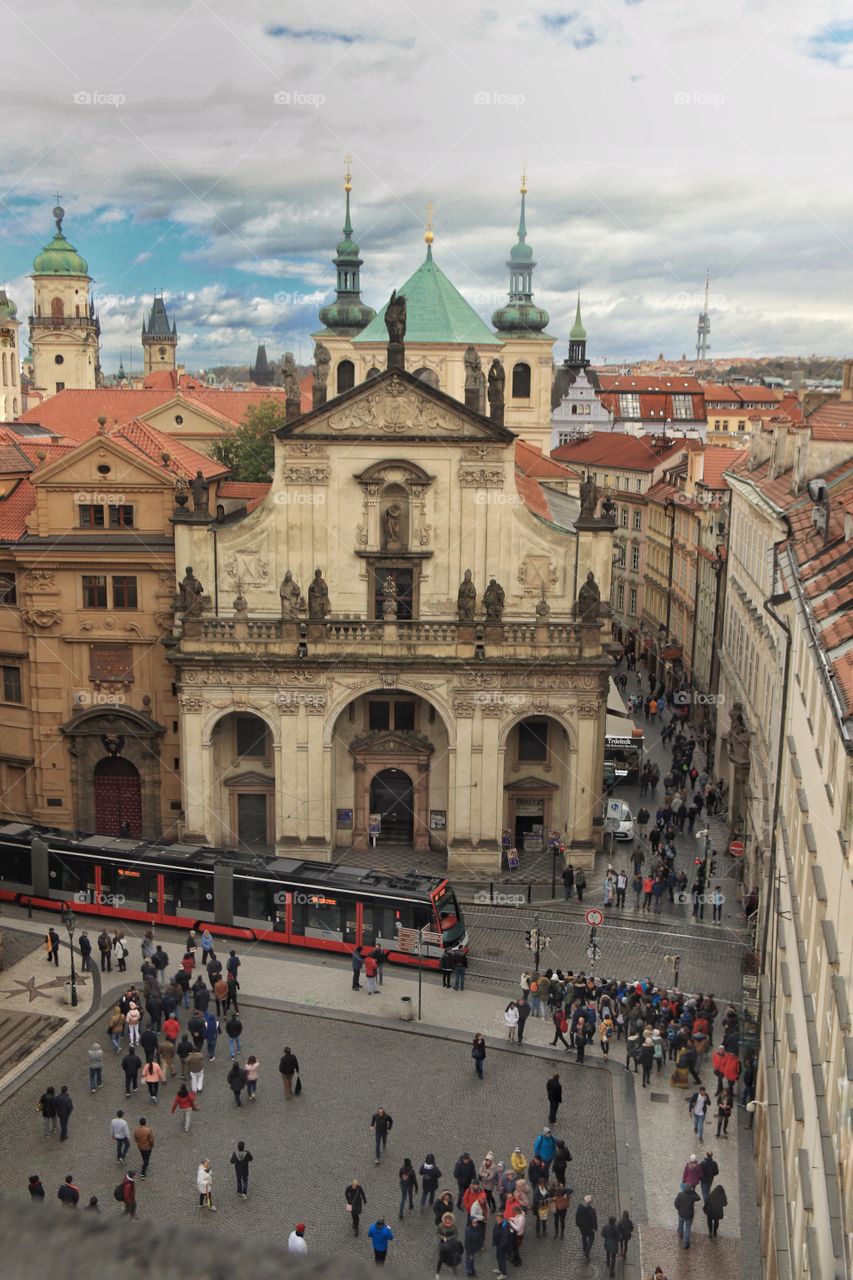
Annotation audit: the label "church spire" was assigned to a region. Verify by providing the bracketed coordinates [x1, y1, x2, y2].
[567, 293, 589, 368]
[318, 156, 376, 335]
[492, 170, 549, 336]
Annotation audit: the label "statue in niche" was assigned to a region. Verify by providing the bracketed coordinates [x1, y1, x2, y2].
[579, 472, 600, 518]
[279, 570, 304, 619]
[308, 568, 330, 620]
[457, 569, 477, 621]
[482, 577, 505, 621]
[178, 566, 205, 616]
[381, 574, 398, 620]
[576, 570, 601, 621]
[382, 501, 404, 550]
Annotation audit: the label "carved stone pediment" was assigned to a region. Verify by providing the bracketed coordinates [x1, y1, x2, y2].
[349, 729, 434, 757]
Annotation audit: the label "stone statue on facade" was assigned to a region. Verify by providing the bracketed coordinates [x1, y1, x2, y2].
[312, 342, 331, 409]
[190, 469, 210, 515]
[178, 566, 205, 616]
[282, 352, 300, 402]
[576, 570, 601, 621]
[483, 577, 505, 621]
[381, 574, 399, 620]
[385, 290, 407, 345]
[579, 472, 600, 518]
[457, 569, 477, 621]
[382, 502, 403, 549]
[535, 589, 550, 621]
[464, 346, 481, 392]
[233, 587, 248, 614]
[308, 568, 330, 620]
[727, 703, 751, 767]
[279, 570, 304, 619]
[487, 358, 505, 424]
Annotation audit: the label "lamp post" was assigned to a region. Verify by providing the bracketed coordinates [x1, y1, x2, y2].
[61, 903, 78, 1008]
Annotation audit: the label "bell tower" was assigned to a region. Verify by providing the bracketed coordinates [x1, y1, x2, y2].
[30, 203, 100, 396]
[142, 294, 178, 375]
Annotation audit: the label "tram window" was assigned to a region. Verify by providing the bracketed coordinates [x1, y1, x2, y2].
[103, 864, 147, 908]
[292, 894, 345, 935]
[48, 851, 92, 896]
[0, 844, 31, 884]
[170, 872, 211, 912]
[373, 901, 431, 938]
[234, 876, 275, 921]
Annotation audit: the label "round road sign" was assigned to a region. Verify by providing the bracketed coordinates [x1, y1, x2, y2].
[729, 840, 745, 858]
[584, 908, 604, 928]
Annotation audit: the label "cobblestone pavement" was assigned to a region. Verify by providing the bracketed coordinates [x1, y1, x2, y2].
[0, 926, 47, 970]
[0, 997, 621, 1279]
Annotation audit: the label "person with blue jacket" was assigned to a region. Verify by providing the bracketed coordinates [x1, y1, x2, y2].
[367, 1217, 393, 1265]
[533, 1127, 557, 1179]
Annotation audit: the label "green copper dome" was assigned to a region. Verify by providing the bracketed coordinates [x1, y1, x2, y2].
[570, 295, 586, 341]
[354, 245, 501, 345]
[0, 289, 18, 320]
[317, 178, 376, 334]
[33, 233, 89, 277]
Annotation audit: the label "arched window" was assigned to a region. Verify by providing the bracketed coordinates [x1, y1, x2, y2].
[412, 366, 439, 389]
[366, 367, 381, 380]
[511, 362, 531, 398]
[50, 297, 64, 320]
[571, 403, 577, 415]
[1, 353, 6, 385]
[336, 359, 355, 393]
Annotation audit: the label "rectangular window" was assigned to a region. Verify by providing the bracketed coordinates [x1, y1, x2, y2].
[235, 715, 268, 758]
[619, 393, 641, 418]
[636, 478, 642, 493]
[631, 544, 640, 571]
[55, 381, 65, 393]
[108, 505, 135, 529]
[616, 584, 625, 610]
[518, 719, 548, 762]
[111, 575, 138, 609]
[79, 505, 105, 528]
[621, 507, 628, 527]
[394, 701, 416, 732]
[82, 574, 107, 608]
[1, 665, 22, 703]
[672, 394, 693, 419]
[629, 587, 638, 615]
[0, 572, 16, 604]
[368, 701, 390, 731]
[714, 419, 721, 429]
[633, 510, 642, 530]
[738, 420, 746, 432]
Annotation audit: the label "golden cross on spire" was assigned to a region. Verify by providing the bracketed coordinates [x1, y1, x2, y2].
[424, 200, 434, 245]
[520, 164, 527, 195]
[344, 153, 352, 193]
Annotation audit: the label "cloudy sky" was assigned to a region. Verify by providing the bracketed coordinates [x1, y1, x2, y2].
[1, 0, 852, 372]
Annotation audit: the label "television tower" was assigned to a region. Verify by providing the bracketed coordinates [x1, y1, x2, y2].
[696, 269, 711, 362]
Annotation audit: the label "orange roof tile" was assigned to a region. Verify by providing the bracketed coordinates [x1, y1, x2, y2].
[111, 419, 228, 481]
[218, 481, 272, 499]
[552, 433, 684, 472]
[700, 448, 747, 489]
[0, 439, 77, 541]
[516, 439, 580, 481]
[805, 400, 853, 440]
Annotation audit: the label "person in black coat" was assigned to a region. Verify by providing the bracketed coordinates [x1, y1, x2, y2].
[440, 949, 454, 989]
[453, 1153, 475, 1208]
[601, 1215, 619, 1276]
[176, 1034, 193, 1079]
[187, 1012, 206, 1051]
[121, 1049, 142, 1098]
[546, 1072, 563, 1124]
[345, 1178, 367, 1234]
[617, 1209, 634, 1258]
[552, 1139, 571, 1184]
[191, 979, 210, 1012]
[227, 1060, 247, 1106]
[78, 933, 92, 970]
[464, 1217, 485, 1274]
[28, 1174, 45, 1200]
[575, 1195, 598, 1259]
[434, 1190, 456, 1225]
[516, 996, 530, 1045]
[139, 1027, 159, 1064]
[418, 1155, 441, 1208]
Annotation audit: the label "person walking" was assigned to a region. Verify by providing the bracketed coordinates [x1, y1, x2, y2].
[675, 1185, 700, 1248]
[367, 1217, 393, 1265]
[197, 1158, 216, 1211]
[352, 947, 364, 990]
[637, 1037, 655, 1088]
[171, 1083, 199, 1133]
[78, 932, 92, 971]
[398, 1157, 418, 1218]
[230, 1141, 252, 1199]
[601, 1215, 619, 1276]
[242, 1053, 259, 1101]
[346, 1178, 367, 1235]
[53, 1085, 73, 1141]
[279, 1046, 299, 1099]
[97, 929, 112, 972]
[711, 885, 724, 925]
[107, 1005, 125, 1054]
[615, 870, 627, 908]
[371, 1107, 393, 1164]
[228, 1059, 247, 1107]
[288, 1224, 308, 1254]
[716, 1088, 733, 1137]
[134, 1118, 154, 1178]
[87, 1041, 103, 1093]
[28, 1174, 45, 1200]
[111, 1110, 131, 1163]
[45, 926, 60, 966]
[575, 1194, 598, 1260]
[699, 1150, 719, 1204]
[213, 974, 229, 1019]
[704, 1183, 727, 1236]
[419, 1154, 441, 1210]
[38, 1086, 58, 1137]
[139, 1023, 159, 1065]
[120, 1170, 137, 1218]
[551, 1006, 571, 1050]
[471, 1033, 486, 1079]
[142, 1056, 165, 1102]
[574, 868, 586, 903]
[125, 1001, 141, 1048]
[113, 934, 128, 972]
[689, 1086, 711, 1142]
[187, 1046, 205, 1095]
[616, 1208, 633, 1259]
[546, 1072, 563, 1125]
[57, 1175, 80, 1207]
[533, 1127, 557, 1179]
[225, 1013, 242, 1060]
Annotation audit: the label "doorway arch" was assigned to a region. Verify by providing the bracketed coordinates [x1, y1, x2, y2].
[94, 756, 142, 838]
[369, 768, 415, 844]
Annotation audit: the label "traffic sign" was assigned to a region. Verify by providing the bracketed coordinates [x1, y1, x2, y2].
[584, 908, 604, 928]
[729, 839, 745, 858]
[587, 944, 602, 962]
[606, 800, 623, 821]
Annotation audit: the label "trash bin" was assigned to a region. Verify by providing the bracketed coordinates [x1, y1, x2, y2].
[400, 996, 414, 1022]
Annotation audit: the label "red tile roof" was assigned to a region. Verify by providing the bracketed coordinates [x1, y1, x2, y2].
[515, 439, 580, 481]
[551, 433, 684, 472]
[805, 400, 853, 440]
[111, 419, 228, 481]
[597, 375, 702, 392]
[19, 386, 290, 442]
[0, 433, 77, 540]
[514, 469, 551, 519]
[218, 481, 272, 499]
[701, 383, 742, 404]
[700, 447, 747, 489]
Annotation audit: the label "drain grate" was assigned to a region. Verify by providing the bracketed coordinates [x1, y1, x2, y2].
[649, 1092, 670, 1103]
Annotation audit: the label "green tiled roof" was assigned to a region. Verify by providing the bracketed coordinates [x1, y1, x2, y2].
[33, 233, 89, 277]
[353, 248, 502, 346]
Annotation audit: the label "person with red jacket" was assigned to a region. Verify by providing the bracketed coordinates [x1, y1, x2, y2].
[121, 1171, 137, 1217]
[462, 1180, 488, 1220]
[162, 1015, 180, 1044]
[364, 951, 379, 995]
[170, 1083, 198, 1133]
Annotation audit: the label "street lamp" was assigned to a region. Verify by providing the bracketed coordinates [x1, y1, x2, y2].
[61, 904, 78, 1008]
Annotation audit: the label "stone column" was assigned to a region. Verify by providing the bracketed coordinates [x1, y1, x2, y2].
[179, 705, 208, 840]
[305, 705, 329, 852]
[414, 761, 431, 851]
[479, 707, 503, 847]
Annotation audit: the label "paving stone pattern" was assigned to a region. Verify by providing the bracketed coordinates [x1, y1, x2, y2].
[0, 1000, 621, 1278]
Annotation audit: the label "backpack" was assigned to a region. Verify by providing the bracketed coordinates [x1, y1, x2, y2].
[558, 1012, 569, 1034]
[114, 1182, 125, 1202]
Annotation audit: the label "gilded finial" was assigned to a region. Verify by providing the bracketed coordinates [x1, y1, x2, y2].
[520, 164, 527, 196]
[344, 153, 352, 193]
[424, 201, 434, 246]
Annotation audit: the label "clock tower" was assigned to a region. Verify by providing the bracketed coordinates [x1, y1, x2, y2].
[30, 204, 101, 397]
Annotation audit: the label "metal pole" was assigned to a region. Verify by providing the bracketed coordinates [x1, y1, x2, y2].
[417, 930, 422, 1022]
[534, 912, 541, 973]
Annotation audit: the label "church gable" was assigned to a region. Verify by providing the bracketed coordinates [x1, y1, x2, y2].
[277, 369, 515, 444]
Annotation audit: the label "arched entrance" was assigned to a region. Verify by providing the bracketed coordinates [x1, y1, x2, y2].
[94, 757, 142, 838]
[369, 768, 415, 844]
[210, 711, 275, 849]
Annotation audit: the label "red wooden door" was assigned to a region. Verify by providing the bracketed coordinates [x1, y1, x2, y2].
[93, 757, 142, 837]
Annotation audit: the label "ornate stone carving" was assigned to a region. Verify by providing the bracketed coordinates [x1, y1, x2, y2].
[459, 467, 504, 488]
[355, 523, 369, 546]
[223, 553, 269, 588]
[380, 671, 398, 689]
[20, 607, 61, 630]
[462, 445, 502, 461]
[23, 570, 55, 591]
[480, 703, 504, 718]
[282, 465, 330, 485]
[180, 668, 320, 687]
[274, 691, 327, 713]
[413, 523, 432, 547]
[518, 555, 559, 595]
[577, 702, 599, 718]
[326, 374, 462, 436]
[453, 698, 475, 717]
[179, 693, 204, 712]
[281, 441, 328, 458]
